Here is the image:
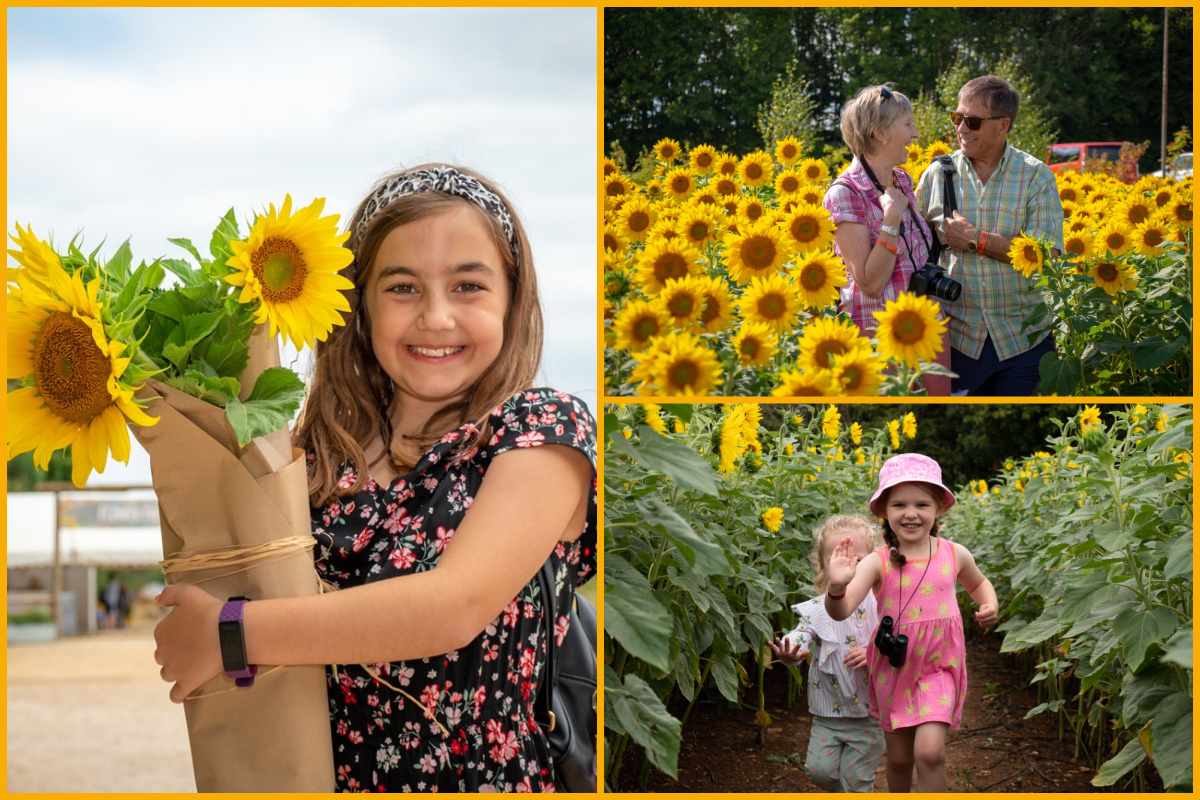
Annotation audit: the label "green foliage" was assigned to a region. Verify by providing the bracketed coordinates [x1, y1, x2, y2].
[605, 8, 1193, 173]
[954, 405, 1192, 791]
[605, 403, 1193, 792]
[756, 61, 819, 158]
[1026, 235, 1192, 396]
[604, 403, 904, 786]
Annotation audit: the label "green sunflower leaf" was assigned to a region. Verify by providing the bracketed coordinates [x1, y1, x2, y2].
[223, 367, 305, 446]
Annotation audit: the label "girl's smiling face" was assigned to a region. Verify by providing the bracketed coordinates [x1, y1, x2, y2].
[364, 204, 509, 431]
[885, 481, 942, 546]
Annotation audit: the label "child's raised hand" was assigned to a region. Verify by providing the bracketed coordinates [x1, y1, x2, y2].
[767, 636, 809, 666]
[826, 536, 860, 591]
[974, 602, 998, 628]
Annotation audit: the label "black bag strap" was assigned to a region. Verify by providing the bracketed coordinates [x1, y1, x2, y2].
[534, 558, 558, 729]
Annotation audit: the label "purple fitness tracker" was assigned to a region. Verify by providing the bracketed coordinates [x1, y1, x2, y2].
[218, 596, 257, 687]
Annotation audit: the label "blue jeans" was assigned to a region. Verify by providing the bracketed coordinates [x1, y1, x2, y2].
[951, 335, 1055, 397]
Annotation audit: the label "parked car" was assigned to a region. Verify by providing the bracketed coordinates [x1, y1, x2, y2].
[1045, 142, 1132, 178]
[1149, 151, 1192, 180]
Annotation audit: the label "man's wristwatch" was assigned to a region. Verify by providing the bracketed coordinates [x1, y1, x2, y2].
[879, 223, 900, 238]
[218, 596, 257, 687]
[967, 230, 982, 253]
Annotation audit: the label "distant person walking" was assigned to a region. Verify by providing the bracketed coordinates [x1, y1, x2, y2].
[99, 573, 121, 629]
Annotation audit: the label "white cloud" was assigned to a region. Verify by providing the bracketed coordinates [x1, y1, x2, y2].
[7, 7, 598, 487]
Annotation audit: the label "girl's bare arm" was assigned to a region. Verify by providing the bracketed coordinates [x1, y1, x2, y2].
[154, 444, 592, 703]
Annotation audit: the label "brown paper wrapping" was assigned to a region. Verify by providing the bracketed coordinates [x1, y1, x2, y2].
[131, 328, 334, 792]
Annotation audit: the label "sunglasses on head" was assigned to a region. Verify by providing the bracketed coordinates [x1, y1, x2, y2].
[950, 111, 1003, 131]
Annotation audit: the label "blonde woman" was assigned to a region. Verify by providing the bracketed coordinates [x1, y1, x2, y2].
[823, 84, 951, 396]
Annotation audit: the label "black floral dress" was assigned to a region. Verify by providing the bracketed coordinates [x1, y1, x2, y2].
[310, 388, 597, 792]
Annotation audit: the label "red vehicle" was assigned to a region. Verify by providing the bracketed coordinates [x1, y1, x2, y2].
[1045, 142, 1137, 179]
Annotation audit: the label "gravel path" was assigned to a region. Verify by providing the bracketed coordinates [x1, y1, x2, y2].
[7, 623, 195, 793]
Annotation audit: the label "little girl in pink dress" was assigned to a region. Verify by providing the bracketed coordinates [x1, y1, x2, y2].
[823, 454, 998, 793]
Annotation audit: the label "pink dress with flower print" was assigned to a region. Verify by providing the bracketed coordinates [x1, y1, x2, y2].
[866, 538, 966, 732]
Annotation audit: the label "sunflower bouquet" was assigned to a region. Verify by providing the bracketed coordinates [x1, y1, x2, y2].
[7, 197, 354, 791]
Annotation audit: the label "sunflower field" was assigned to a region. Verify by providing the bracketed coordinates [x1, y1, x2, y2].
[601, 139, 1193, 396]
[602, 402, 1192, 792]
[1012, 172, 1192, 395]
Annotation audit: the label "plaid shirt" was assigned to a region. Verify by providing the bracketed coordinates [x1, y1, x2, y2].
[916, 143, 1064, 360]
[824, 158, 935, 335]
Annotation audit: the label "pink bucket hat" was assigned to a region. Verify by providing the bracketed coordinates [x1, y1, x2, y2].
[869, 453, 956, 517]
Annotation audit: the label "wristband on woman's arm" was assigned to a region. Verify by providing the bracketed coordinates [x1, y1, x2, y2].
[827, 590, 846, 600]
[876, 239, 898, 255]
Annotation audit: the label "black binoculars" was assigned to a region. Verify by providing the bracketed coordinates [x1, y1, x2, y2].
[874, 615, 909, 668]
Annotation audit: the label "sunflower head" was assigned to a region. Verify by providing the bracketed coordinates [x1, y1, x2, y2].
[635, 236, 701, 295]
[1007, 234, 1045, 278]
[1131, 217, 1170, 256]
[738, 151, 776, 188]
[1096, 221, 1131, 256]
[616, 195, 657, 242]
[797, 315, 871, 373]
[829, 348, 885, 396]
[663, 167, 696, 203]
[775, 136, 804, 168]
[798, 158, 830, 185]
[731, 322, 778, 367]
[692, 276, 737, 334]
[689, 143, 718, 174]
[738, 271, 803, 334]
[775, 169, 804, 196]
[630, 331, 723, 397]
[654, 137, 681, 163]
[8, 250, 158, 487]
[871, 292, 947, 368]
[777, 202, 836, 255]
[771, 367, 833, 397]
[792, 251, 848, 310]
[658, 276, 708, 327]
[226, 195, 354, 350]
[1089, 259, 1138, 296]
[612, 298, 672, 352]
[723, 219, 794, 285]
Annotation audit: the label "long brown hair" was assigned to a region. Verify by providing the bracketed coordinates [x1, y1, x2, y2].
[293, 164, 543, 507]
[879, 481, 945, 566]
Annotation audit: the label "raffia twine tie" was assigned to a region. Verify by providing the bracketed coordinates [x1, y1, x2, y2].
[163, 537, 451, 736]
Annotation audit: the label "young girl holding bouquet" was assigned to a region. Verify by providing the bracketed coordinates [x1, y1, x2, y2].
[824, 454, 997, 793]
[153, 164, 596, 792]
[768, 514, 886, 793]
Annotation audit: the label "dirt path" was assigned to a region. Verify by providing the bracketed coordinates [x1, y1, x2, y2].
[613, 633, 1157, 793]
[7, 620, 195, 793]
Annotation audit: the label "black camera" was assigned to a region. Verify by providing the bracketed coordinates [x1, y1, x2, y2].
[909, 263, 962, 302]
[874, 615, 909, 668]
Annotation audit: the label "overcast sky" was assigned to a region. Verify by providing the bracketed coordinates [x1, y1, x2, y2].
[7, 7, 598, 488]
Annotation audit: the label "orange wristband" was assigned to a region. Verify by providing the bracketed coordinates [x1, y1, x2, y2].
[978, 230, 988, 253]
[877, 240, 898, 254]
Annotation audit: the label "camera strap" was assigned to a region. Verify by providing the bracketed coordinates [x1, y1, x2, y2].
[894, 535, 933, 622]
[928, 155, 959, 266]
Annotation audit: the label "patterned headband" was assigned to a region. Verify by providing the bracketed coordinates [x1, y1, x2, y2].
[354, 166, 519, 260]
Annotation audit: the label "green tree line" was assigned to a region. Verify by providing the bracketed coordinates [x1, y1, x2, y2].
[605, 7, 1193, 171]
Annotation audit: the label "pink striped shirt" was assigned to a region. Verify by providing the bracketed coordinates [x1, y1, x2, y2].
[823, 158, 934, 335]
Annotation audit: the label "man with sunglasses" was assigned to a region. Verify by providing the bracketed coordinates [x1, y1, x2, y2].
[916, 75, 1064, 396]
